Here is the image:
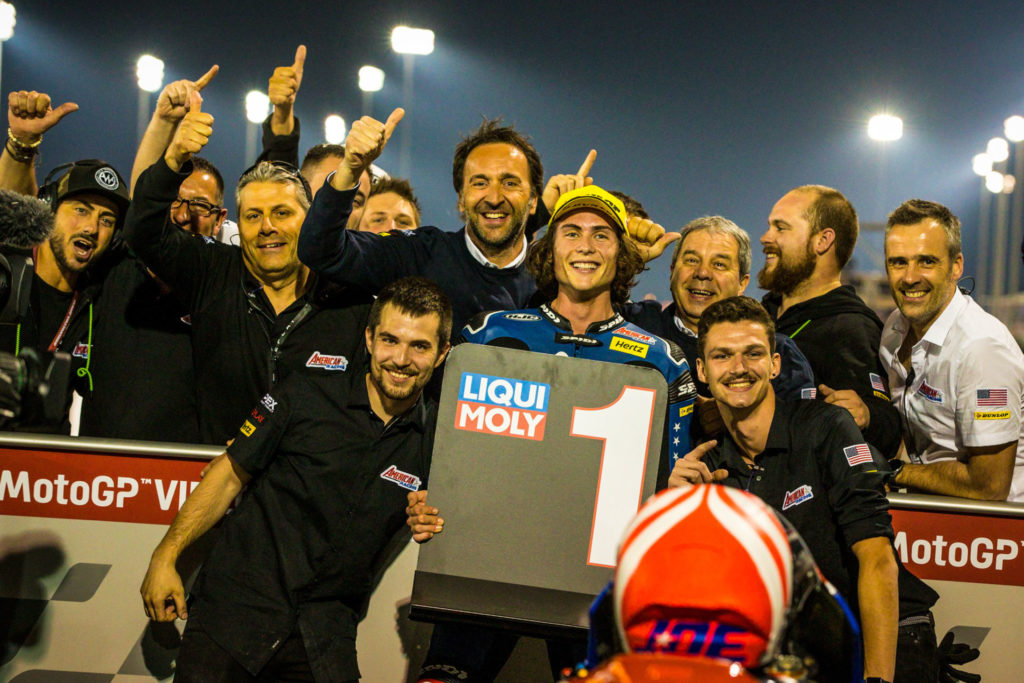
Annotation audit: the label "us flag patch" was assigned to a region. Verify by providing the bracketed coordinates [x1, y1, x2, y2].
[843, 443, 874, 467]
[801, 387, 817, 399]
[977, 388, 1008, 407]
[870, 373, 887, 393]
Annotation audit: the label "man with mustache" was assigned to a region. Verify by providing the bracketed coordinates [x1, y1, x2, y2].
[881, 199, 1024, 502]
[760, 185, 901, 457]
[670, 296, 940, 683]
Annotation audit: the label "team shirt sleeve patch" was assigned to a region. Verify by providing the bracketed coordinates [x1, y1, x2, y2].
[843, 443, 874, 467]
[801, 387, 817, 399]
[975, 409, 1011, 420]
[976, 388, 1008, 407]
[870, 372, 890, 400]
[240, 420, 256, 437]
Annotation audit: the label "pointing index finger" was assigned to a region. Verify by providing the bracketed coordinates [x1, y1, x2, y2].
[576, 149, 597, 178]
[194, 65, 219, 91]
[684, 439, 718, 461]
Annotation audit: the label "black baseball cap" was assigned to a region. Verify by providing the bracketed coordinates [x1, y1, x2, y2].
[51, 159, 130, 225]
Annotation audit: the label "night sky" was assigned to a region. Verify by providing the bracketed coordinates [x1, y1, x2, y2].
[6, 1, 1024, 300]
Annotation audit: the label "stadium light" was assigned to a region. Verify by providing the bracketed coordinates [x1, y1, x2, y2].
[973, 152, 993, 176]
[867, 114, 903, 142]
[986, 171, 1005, 193]
[391, 26, 435, 55]
[0, 2, 15, 42]
[245, 90, 270, 124]
[987, 137, 1010, 163]
[359, 66, 385, 92]
[136, 55, 164, 93]
[324, 114, 346, 144]
[1005, 116, 1024, 143]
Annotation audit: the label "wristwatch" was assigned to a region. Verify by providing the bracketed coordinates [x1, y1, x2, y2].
[886, 458, 905, 484]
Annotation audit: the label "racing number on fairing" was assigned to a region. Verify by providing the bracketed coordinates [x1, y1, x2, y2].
[570, 386, 656, 567]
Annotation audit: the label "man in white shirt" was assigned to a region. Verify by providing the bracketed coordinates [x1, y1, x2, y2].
[880, 198, 1024, 502]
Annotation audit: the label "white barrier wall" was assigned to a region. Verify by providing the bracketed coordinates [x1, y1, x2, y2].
[1, 436, 1020, 681]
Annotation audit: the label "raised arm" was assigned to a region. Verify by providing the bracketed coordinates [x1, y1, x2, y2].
[0, 90, 78, 195]
[140, 453, 250, 621]
[130, 65, 218, 194]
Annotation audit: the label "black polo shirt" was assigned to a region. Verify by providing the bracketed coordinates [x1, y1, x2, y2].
[191, 363, 436, 680]
[704, 397, 937, 619]
[125, 158, 374, 444]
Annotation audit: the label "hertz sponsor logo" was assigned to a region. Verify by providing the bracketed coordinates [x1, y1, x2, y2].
[456, 372, 549, 441]
[240, 421, 256, 436]
[609, 337, 649, 358]
[975, 410, 1011, 420]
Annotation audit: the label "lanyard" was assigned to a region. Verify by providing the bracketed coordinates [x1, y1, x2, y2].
[47, 291, 80, 352]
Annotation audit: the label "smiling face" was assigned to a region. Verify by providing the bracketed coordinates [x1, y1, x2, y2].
[671, 229, 750, 331]
[48, 193, 119, 275]
[759, 189, 817, 295]
[237, 181, 307, 284]
[458, 142, 537, 255]
[551, 208, 620, 304]
[698, 320, 780, 413]
[885, 218, 963, 336]
[365, 302, 449, 409]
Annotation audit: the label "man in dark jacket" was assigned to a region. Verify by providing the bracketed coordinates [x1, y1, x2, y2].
[759, 185, 901, 458]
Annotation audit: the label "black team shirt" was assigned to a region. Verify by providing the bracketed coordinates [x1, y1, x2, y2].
[191, 364, 436, 680]
[125, 158, 373, 445]
[704, 397, 937, 620]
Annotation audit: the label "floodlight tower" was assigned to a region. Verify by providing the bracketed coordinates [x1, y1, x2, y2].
[391, 26, 434, 177]
[136, 54, 164, 144]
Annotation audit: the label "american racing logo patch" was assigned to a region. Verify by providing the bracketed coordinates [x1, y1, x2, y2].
[305, 351, 348, 370]
[72, 342, 90, 359]
[612, 326, 653, 343]
[917, 382, 943, 404]
[380, 465, 421, 491]
[782, 485, 813, 510]
[609, 336, 649, 358]
[455, 372, 549, 441]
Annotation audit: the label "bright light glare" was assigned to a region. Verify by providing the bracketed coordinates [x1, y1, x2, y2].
[973, 153, 993, 176]
[0, 2, 16, 42]
[245, 90, 270, 124]
[391, 26, 435, 55]
[1006, 116, 1024, 143]
[324, 114, 346, 144]
[136, 54, 165, 93]
[358, 66, 385, 92]
[987, 137, 1010, 162]
[986, 171, 1005, 193]
[1003, 174, 1016, 194]
[868, 114, 903, 141]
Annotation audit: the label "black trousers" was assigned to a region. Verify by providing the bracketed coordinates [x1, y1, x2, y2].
[175, 618, 354, 683]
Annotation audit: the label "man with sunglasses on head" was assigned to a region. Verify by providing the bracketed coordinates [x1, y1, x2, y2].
[126, 90, 372, 445]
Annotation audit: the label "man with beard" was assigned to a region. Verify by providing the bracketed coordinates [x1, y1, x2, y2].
[299, 112, 541, 335]
[0, 90, 129, 433]
[670, 296, 940, 683]
[759, 185, 901, 458]
[141, 277, 451, 682]
[881, 199, 1024, 502]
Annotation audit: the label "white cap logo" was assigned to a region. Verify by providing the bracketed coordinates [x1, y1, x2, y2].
[94, 167, 119, 190]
